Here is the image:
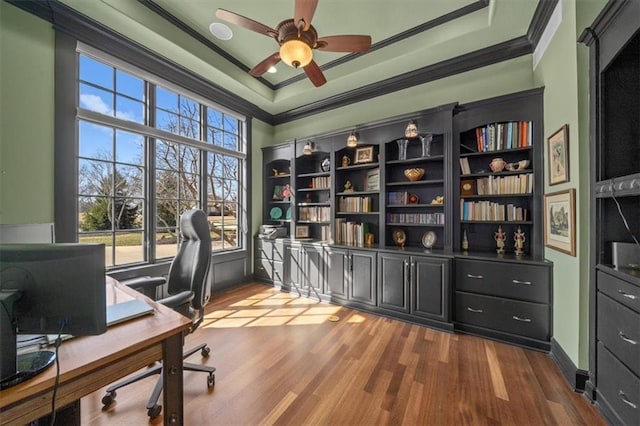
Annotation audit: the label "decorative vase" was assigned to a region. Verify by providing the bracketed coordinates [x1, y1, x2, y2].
[489, 158, 506, 173]
[397, 139, 409, 160]
[404, 168, 425, 182]
[420, 133, 433, 157]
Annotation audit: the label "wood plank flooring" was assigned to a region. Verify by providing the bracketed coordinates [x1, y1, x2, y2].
[81, 282, 606, 425]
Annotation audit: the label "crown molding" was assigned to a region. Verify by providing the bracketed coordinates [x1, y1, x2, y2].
[528, 0, 559, 48]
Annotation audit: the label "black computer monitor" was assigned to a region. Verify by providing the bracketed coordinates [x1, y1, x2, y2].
[0, 243, 107, 389]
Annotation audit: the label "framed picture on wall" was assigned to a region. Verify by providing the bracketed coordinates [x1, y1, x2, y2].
[547, 124, 569, 185]
[544, 188, 576, 256]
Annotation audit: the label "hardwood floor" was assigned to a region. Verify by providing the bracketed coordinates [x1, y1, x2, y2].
[81, 282, 605, 425]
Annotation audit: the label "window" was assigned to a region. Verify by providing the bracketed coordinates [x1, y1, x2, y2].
[76, 52, 246, 268]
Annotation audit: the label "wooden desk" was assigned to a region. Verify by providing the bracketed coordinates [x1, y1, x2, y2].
[0, 277, 191, 426]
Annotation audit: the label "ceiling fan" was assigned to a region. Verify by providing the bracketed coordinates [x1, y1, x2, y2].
[215, 0, 372, 87]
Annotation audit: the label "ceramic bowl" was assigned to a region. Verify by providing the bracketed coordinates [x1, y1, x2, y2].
[404, 168, 425, 182]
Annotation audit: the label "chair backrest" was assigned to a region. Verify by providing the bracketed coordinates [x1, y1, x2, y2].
[166, 209, 211, 312]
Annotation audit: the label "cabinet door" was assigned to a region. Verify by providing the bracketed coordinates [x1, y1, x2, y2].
[283, 243, 303, 290]
[378, 252, 410, 313]
[325, 247, 348, 300]
[412, 256, 449, 321]
[304, 244, 324, 294]
[350, 250, 377, 306]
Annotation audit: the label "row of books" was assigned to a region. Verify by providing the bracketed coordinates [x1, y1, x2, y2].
[335, 219, 370, 246]
[319, 225, 330, 241]
[386, 213, 445, 225]
[338, 196, 373, 213]
[298, 206, 330, 221]
[460, 200, 529, 221]
[475, 174, 533, 195]
[388, 191, 414, 205]
[471, 121, 532, 152]
[311, 176, 330, 189]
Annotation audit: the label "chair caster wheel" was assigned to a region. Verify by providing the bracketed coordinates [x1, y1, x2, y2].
[201, 346, 210, 357]
[102, 391, 116, 407]
[207, 374, 215, 387]
[148, 404, 162, 419]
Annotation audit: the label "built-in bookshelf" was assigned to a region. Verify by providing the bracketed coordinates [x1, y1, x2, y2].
[294, 142, 332, 241]
[262, 144, 292, 234]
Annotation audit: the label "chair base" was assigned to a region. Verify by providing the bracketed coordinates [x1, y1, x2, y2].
[102, 343, 215, 419]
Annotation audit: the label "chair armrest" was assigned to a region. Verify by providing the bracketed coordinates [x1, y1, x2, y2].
[159, 291, 195, 318]
[121, 276, 166, 299]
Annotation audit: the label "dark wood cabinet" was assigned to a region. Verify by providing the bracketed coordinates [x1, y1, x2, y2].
[325, 246, 376, 305]
[580, 1, 640, 422]
[283, 241, 324, 295]
[378, 252, 410, 313]
[254, 237, 284, 285]
[324, 246, 348, 301]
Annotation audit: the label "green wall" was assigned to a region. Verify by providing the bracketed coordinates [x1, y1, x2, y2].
[532, 0, 606, 370]
[0, 2, 55, 224]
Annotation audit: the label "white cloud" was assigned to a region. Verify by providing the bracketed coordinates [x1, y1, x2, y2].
[80, 94, 138, 122]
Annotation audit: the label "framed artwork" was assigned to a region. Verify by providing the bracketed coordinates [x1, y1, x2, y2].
[544, 188, 576, 256]
[295, 225, 310, 238]
[460, 179, 475, 196]
[365, 168, 380, 191]
[547, 124, 569, 185]
[354, 146, 374, 164]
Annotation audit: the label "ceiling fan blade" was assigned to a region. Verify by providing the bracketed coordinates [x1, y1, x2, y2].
[216, 9, 278, 38]
[316, 35, 372, 52]
[249, 52, 281, 77]
[303, 60, 327, 87]
[294, 0, 319, 31]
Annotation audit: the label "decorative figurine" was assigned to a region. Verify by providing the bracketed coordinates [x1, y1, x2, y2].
[462, 230, 469, 251]
[430, 195, 444, 205]
[514, 226, 526, 256]
[365, 233, 375, 247]
[281, 184, 291, 200]
[494, 225, 506, 254]
[392, 229, 407, 248]
[304, 193, 312, 204]
[344, 180, 353, 192]
[342, 155, 351, 167]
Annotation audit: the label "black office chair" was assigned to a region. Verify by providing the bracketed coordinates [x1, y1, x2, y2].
[101, 209, 216, 419]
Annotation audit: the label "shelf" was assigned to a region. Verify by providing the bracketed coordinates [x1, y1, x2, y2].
[387, 204, 444, 208]
[298, 171, 330, 178]
[386, 179, 444, 187]
[460, 170, 532, 178]
[297, 202, 330, 206]
[269, 200, 291, 204]
[461, 221, 532, 225]
[336, 162, 380, 171]
[460, 194, 532, 199]
[297, 187, 330, 192]
[267, 174, 291, 179]
[296, 220, 331, 224]
[387, 223, 445, 227]
[594, 173, 640, 198]
[336, 212, 379, 215]
[336, 190, 380, 196]
[386, 155, 444, 165]
[460, 146, 532, 157]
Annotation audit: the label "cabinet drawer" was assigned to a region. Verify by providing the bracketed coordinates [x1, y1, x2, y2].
[455, 292, 549, 341]
[598, 270, 640, 314]
[597, 342, 640, 426]
[456, 259, 549, 304]
[255, 239, 273, 259]
[597, 292, 640, 375]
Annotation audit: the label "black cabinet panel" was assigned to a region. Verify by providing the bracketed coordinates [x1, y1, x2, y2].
[597, 270, 640, 314]
[325, 247, 348, 300]
[597, 292, 640, 376]
[413, 256, 448, 321]
[378, 252, 409, 313]
[597, 342, 640, 426]
[350, 250, 377, 306]
[455, 291, 549, 341]
[456, 259, 549, 304]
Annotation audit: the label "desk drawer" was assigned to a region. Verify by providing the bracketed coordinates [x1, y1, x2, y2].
[598, 270, 640, 314]
[456, 259, 550, 303]
[597, 342, 640, 426]
[597, 292, 640, 376]
[455, 292, 549, 341]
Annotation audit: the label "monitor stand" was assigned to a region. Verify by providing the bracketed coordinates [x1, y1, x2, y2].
[0, 290, 56, 390]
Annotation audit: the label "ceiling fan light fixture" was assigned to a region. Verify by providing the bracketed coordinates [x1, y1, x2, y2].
[405, 120, 419, 138]
[209, 22, 233, 40]
[346, 132, 359, 148]
[280, 39, 313, 68]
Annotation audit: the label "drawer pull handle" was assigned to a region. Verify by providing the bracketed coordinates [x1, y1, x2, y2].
[467, 274, 484, 279]
[618, 391, 638, 409]
[618, 290, 638, 300]
[512, 316, 532, 323]
[619, 331, 638, 345]
[512, 279, 532, 285]
[467, 307, 483, 313]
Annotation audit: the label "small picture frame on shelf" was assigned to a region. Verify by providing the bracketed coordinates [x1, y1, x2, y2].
[354, 146, 374, 164]
[460, 179, 475, 196]
[365, 168, 380, 191]
[295, 225, 310, 238]
[544, 188, 576, 256]
[547, 124, 569, 185]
